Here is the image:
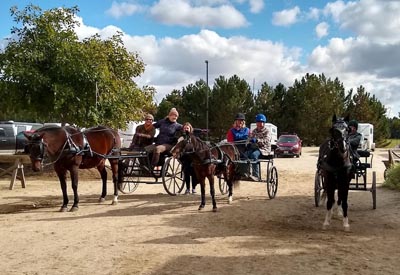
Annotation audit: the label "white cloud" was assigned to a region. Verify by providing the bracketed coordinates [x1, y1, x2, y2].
[315, 22, 329, 39]
[106, 1, 144, 19]
[150, 0, 247, 28]
[272, 6, 300, 27]
[249, 0, 264, 14]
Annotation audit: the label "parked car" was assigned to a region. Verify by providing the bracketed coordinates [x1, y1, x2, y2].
[0, 121, 43, 154]
[275, 134, 302, 158]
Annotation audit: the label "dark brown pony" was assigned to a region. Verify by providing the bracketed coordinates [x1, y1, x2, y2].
[318, 115, 352, 231]
[171, 133, 240, 212]
[24, 125, 121, 212]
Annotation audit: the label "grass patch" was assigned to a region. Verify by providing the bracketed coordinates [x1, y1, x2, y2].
[383, 164, 400, 191]
[378, 139, 400, 148]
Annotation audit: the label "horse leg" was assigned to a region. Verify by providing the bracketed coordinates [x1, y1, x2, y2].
[56, 168, 69, 212]
[338, 178, 350, 231]
[69, 166, 80, 212]
[198, 178, 206, 211]
[110, 160, 119, 205]
[227, 166, 235, 204]
[323, 177, 335, 230]
[209, 175, 217, 212]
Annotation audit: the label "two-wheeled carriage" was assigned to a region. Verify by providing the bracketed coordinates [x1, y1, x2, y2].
[314, 149, 376, 209]
[113, 149, 185, 195]
[218, 154, 279, 199]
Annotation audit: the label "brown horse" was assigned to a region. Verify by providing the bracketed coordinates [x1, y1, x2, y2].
[171, 133, 240, 212]
[24, 125, 121, 212]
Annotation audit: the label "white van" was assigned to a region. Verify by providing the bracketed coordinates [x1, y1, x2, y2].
[250, 122, 278, 149]
[357, 123, 375, 151]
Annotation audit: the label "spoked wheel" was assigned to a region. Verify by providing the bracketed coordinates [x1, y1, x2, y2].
[162, 157, 185, 195]
[314, 170, 324, 207]
[371, 171, 377, 209]
[118, 158, 140, 194]
[267, 166, 278, 199]
[218, 174, 228, 195]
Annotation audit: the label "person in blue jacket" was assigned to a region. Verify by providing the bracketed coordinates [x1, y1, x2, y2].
[226, 113, 250, 156]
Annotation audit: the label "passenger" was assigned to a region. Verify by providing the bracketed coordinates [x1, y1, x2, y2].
[145, 108, 182, 172]
[226, 113, 250, 157]
[129, 114, 156, 151]
[180, 122, 198, 194]
[348, 119, 362, 162]
[246, 114, 272, 180]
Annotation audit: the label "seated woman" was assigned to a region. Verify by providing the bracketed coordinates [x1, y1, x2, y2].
[246, 114, 272, 180]
[129, 114, 156, 151]
[226, 113, 250, 157]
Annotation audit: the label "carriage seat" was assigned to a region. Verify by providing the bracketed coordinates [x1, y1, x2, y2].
[357, 150, 370, 158]
[259, 154, 274, 160]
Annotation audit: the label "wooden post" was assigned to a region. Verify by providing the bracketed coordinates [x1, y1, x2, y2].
[0, 156, 26, 190]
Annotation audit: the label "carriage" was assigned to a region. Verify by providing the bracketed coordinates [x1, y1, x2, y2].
[114, 149, 185, 195]
[115, 144, 279, 199]
[218, 153, 278, 199]
[314, 149, 377, 209]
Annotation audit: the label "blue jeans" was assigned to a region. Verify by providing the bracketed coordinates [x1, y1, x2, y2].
[246, 149, 261, 177]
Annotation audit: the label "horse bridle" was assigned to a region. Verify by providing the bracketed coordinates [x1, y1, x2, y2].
[329, 120, 349, 153]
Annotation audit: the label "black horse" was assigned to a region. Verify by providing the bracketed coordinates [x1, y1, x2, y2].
[171, 133, 240, 212]
[318, 115, 353, 231]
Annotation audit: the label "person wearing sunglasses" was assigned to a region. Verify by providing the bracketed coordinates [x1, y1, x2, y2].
[129, 113, 156, 151]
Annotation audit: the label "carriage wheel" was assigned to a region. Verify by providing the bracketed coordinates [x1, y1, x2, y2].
[314, 170, 323, 207]
[267, 166, 278, 199]
[371, 171, 377, 209]
[218, 175, 228, 195]
[118, 158, 140, 194]
[162, 157, 185, 195]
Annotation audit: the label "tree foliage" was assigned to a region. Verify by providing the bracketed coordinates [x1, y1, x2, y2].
[158, 73, 391, 145]
[0, 5, 155, 128]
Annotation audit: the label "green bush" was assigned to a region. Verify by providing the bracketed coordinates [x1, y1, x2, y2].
[383, 164, 400, 190]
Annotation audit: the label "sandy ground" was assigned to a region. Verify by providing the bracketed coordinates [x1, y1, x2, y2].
[1, 147, 399, 275]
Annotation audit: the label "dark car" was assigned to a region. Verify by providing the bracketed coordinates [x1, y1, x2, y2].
[275, 134, 302, 158]
[16, 130, 35, 153]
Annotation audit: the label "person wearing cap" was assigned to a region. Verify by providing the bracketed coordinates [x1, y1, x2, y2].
[246, 113, 272, 180]
[348, 119, 362, 162]
[226, 113, 250, 157]
[129, 114, 156, 150]
[145, 108, 183, 170]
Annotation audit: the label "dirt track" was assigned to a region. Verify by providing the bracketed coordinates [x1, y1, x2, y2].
[1, 147, 399, 275]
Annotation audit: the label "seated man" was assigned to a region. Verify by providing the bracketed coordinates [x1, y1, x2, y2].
[246, 113, 271, 180]
[348, 120, 362, 164]
[129, 114, 156, 151]
[145, 108, 182, 172]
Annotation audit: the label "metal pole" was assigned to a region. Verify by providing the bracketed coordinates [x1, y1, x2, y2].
[205, 60, 209, 141]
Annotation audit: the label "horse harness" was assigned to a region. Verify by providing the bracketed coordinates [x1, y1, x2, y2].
[29, 127, 120, 165]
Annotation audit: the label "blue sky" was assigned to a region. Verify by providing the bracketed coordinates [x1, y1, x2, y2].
[1, 0, 400, 118]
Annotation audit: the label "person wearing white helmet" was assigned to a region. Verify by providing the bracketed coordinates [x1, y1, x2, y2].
[246, 113, 271, 180]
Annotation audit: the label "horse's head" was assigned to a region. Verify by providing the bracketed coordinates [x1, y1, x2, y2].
[330, 114, 350, 154]
[170, 132, 195, 159]
[24, 131, 46, 171]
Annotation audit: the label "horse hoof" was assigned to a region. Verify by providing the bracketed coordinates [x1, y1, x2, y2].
[98, 197, 106, 203]
[111, 200, 118, 205]
[228, 197, 233, 204]
[198, 205, 204, 211]
[69, 206, 79, 212]
[322, 223, 329, 230]
[59, 207, 68, 212]
[212, 207, 218, 212]
[344, 225, 351, 232]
